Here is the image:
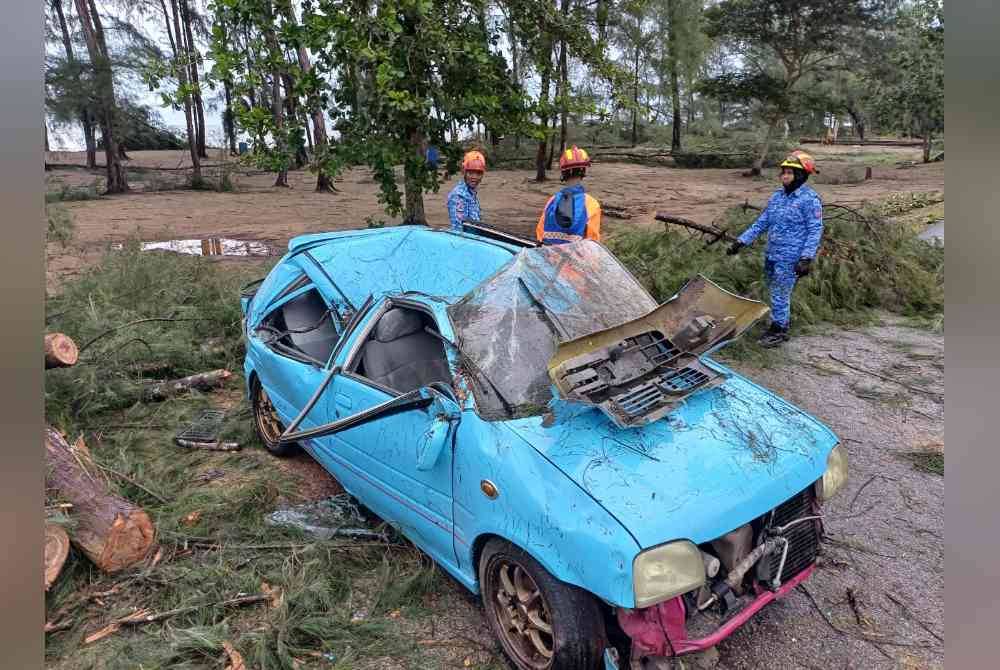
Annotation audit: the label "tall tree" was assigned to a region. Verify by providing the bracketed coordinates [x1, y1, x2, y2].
[50, 0, 98, 168]
[276, 0, 335, 191]
[160, 0, 202, 183]
[870, 0, 943, 162]
[705, 0, 885, 175]
[74, 0, 129, 192]
[178, 0, 208, 158]
[295, 0, 522, 220]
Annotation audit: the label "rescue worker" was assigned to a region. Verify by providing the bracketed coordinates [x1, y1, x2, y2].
[727, 150, 824, 347]
[446, 150, 485, 231]
[536, 146, 602, 245]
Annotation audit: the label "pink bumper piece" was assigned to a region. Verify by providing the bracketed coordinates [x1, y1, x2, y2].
[617, 563, 816, 657]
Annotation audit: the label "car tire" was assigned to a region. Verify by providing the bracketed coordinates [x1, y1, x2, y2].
[250, 376, 299, 457]
[479, 538, 606, 670]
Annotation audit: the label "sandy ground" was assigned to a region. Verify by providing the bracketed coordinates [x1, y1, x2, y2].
[43, 147, 944, 669]
[44, 144, 943, 294]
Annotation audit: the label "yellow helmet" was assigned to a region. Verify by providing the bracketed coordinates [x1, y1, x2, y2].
[780, 150, 818, 174]
[559, 146, 591, 171]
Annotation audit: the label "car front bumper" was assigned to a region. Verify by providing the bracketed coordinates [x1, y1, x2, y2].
[607, 562, 816, 667]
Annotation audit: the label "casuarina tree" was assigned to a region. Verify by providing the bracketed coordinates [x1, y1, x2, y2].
[704, 0, 886, 175]
[869, 0, 943, 162]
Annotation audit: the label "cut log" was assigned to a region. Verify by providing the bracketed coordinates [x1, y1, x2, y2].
[44, 428, 156, 573]
[140, 369, 232, 403]
[44, 523, 71, 590]
[45, 333, 79, 369]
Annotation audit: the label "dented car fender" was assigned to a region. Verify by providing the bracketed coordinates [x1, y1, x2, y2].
[450, 418, 641, 607]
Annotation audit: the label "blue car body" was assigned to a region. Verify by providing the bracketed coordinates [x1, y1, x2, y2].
[241, 226, 838, 617]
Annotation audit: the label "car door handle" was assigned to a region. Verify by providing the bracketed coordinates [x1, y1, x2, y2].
[335, 393, 353, 409]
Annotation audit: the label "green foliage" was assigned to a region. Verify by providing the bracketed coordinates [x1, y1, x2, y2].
[606, 204, 943, 330]
[868, 0, 943, 154]
[45, 241, 263, 432]
[903, 450, 944, 476]
[46, 204, 75, 245]
[105, 101, 186, 152]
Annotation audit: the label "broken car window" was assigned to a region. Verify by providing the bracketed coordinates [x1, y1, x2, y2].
[447, 241, 657, 419]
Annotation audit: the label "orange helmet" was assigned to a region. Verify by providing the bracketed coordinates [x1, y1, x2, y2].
[780, 150, 818, 175]
[462, 150, 486, 173]
[559, 146, 591, 172]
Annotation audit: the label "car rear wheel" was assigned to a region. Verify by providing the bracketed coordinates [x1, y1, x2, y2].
[251, 376, 299, 457]
[479, 538, 606, 670]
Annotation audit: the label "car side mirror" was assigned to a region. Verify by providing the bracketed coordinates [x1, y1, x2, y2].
[416, 391, 461, 471]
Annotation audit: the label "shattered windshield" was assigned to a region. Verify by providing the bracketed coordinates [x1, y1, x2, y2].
[447, 241, 658, 419]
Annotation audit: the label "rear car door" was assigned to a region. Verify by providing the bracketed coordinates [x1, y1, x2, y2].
[248, 275, 343, 426]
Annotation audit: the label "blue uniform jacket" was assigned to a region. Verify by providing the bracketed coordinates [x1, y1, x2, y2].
[738, 184, 824, 262]
[447, 181, 481, 231]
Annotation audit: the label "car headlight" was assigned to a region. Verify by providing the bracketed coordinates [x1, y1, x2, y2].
[816, 443, 848, 502]
[633, 540, 706, 608]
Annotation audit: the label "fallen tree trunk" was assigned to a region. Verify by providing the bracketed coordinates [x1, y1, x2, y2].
[140, 369, 232, 402]
[44, 428, 156, 572]
[44, 523, 70, 590]
[45, 333, 79, 369]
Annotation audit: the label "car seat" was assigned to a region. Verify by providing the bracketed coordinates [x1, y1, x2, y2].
[362, 308, 451, 393]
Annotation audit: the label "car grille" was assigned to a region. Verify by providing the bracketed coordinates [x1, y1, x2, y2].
[768, 488, 820, 582]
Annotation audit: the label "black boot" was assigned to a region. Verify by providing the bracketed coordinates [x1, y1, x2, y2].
[758, 322, 790, 348]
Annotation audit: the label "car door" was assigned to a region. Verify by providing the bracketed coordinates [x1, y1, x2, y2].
[249, 278, 341, 428]
[312, 298, 463, 572]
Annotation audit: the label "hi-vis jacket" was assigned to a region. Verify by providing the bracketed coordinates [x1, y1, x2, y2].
[535, 184, 602, 245]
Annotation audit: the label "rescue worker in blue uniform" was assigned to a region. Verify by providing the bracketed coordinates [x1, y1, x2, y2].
[727, 150, 824, 347]
[536, 146, 602, 245]
[446, 150, 485, 231]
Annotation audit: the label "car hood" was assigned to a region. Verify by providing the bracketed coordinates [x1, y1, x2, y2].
[503, 363, 839, 549]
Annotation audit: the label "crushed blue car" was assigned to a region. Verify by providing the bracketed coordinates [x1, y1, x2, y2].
[240, 226, 848, 670]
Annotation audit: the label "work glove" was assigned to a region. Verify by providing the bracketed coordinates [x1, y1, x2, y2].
[726, 241, 745, 256]
[794, 258, 813, 277]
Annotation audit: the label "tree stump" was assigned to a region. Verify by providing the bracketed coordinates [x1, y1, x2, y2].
[44, 428, 156, 572]
[44, 333, 79, 369]
[44, 523, 71, 590]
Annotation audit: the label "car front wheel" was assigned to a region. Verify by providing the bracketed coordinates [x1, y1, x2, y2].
[250, 376, 298, 457]
[479, 538, 606, 670]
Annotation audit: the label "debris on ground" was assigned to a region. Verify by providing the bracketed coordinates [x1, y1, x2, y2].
[174, 409, 241, 451]
[141, 369, 233, 403]
[266, 495, 386, 541]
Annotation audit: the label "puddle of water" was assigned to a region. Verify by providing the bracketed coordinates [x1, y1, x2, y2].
[917, 221, 944, 245]
[112, 238, 279, 257]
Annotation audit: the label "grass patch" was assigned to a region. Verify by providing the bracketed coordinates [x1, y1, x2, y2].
[903, 450, 944, 476]
[45, 245, 478, 669]
[47, 204, 75, 245]
[46, 178, 105, 203]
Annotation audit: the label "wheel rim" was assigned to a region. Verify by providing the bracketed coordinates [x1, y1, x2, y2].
[255, 384, 285, 444]
[488, 557, 555, 669]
